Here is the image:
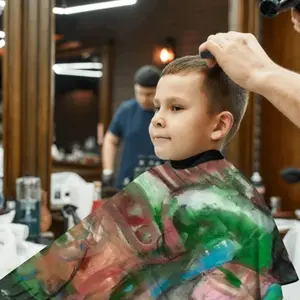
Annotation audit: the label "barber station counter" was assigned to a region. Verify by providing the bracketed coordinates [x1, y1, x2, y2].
[273, 211, 300, 237]
[52, 160, 102, 182]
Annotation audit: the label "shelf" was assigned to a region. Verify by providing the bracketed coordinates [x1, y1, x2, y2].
[52, 159, 101, 182]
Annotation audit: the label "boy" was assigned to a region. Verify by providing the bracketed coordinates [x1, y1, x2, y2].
[0, 57, 297, 300]
[149, 55, 245, 161]
[146, 55, 299, 298]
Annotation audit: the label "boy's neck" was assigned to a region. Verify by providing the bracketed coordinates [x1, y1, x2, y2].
[169, 149, 224, 170]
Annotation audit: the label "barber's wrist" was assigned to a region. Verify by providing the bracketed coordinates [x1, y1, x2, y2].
[250, 63, 281, 96]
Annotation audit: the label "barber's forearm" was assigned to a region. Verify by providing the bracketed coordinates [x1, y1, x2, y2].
[256, 65, 300, 128]
[102, 141, 118, 172]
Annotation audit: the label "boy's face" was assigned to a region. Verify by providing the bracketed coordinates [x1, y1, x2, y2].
[149, 73, 231, 161]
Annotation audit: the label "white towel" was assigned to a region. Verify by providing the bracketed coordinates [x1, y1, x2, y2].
[0, 222, 46, 279]
[0, 210, 15, 224]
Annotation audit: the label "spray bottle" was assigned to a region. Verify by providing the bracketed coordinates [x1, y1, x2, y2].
[251, 172, 266, 199]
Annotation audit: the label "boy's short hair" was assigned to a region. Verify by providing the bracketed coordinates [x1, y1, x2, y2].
[134, 65, 161, 88]
[161, 55, 249, 143]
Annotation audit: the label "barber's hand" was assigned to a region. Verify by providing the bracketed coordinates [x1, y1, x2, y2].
[292, 8, 300, 33]
[199, 31, 277, 93]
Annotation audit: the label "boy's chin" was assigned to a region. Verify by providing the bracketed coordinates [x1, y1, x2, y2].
[154, 149, 171, 161]
[154, 149, 183, 161]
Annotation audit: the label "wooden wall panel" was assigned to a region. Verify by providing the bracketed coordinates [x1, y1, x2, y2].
[3, 0, 54, 201]
[3, 0, 23, 199]
[99, 42, 114, 133]
[36, 0, 55, 199]
[261, 12, 300, 210]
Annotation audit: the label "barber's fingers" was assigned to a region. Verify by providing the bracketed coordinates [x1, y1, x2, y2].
[199, 32, 241, 67]
[199, 33, 229, 67]
[199, 31, 248, 54]
[292, 9, 300, 33]
[292, 8, 300, 23]
[199, 31, 257, 69]
[294, 24, 300, 33]
[207, 33, 231, 48]
[292, 16, 300, 25]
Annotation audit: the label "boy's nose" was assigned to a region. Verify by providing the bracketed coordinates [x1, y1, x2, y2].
[152, 114, 166, 128]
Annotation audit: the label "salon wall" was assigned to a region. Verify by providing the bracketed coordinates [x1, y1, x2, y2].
[74, 0, 229, 111]
[261, 11, 300, 210]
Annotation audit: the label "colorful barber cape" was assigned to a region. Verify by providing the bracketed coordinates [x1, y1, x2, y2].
[0, 150, 297, 299]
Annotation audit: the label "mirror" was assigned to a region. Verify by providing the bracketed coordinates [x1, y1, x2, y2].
[53, 50, 101, 165]
[50, 7, 114, 215]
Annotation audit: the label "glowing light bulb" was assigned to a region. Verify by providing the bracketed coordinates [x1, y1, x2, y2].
[160, 48, 175, 64]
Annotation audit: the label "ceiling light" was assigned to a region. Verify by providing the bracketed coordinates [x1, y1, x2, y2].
[53, 62, 103, 70]
[0, 31, 5, 39]
[53, 0, 137, 15]
[53, 67, 103, 78]
[159, 48, 175, 64]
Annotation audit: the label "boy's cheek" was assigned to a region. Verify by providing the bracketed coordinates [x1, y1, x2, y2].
[148, 125, 154, 140]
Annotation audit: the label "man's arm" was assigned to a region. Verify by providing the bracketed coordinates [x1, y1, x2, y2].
[199, 31, 300, 128]
[102, 131, 120, 172]
[256, 66, 300, 128]
[101, 103, 126, 185]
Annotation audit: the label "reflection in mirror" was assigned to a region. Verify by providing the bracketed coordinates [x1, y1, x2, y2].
[51, 3, 114, 213]
[52, 44, 106, 190]
[53, 51, 101, 166]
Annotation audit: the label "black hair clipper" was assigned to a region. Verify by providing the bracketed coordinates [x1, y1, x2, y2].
[199, 50, 214, 59]
[260, 0, 300, 18]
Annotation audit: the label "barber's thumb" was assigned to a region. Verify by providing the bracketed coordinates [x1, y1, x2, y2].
[292, 7, 300, 20]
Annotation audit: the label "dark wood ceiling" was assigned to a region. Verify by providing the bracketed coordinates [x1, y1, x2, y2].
[55, 0, 133, 58]
[1, 0, 230, 61]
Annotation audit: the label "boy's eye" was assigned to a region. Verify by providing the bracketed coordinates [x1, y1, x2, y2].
[154, 106, 160, 113]
[172, 106, 182, 112]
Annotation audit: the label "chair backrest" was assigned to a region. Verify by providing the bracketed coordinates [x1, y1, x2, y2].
[282, 223, 300, 299]
[283, 223, 300, 267]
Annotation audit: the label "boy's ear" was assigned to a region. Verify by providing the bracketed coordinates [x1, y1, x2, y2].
[210, 111, 233, 141]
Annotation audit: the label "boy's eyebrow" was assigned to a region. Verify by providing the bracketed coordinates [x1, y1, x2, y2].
[153, 97, 186, 104]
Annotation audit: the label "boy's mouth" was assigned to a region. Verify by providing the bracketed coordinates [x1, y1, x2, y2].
[153, 136, 171, 140]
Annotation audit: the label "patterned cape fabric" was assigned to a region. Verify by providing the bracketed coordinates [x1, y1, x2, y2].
[0, 158, 298, 299]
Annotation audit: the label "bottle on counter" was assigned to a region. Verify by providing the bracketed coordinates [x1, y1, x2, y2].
[270, 196, 281, 214]
[93, 181, 102, 200]
[15, 176, 42, 242]
[251, 171, 266, 199]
